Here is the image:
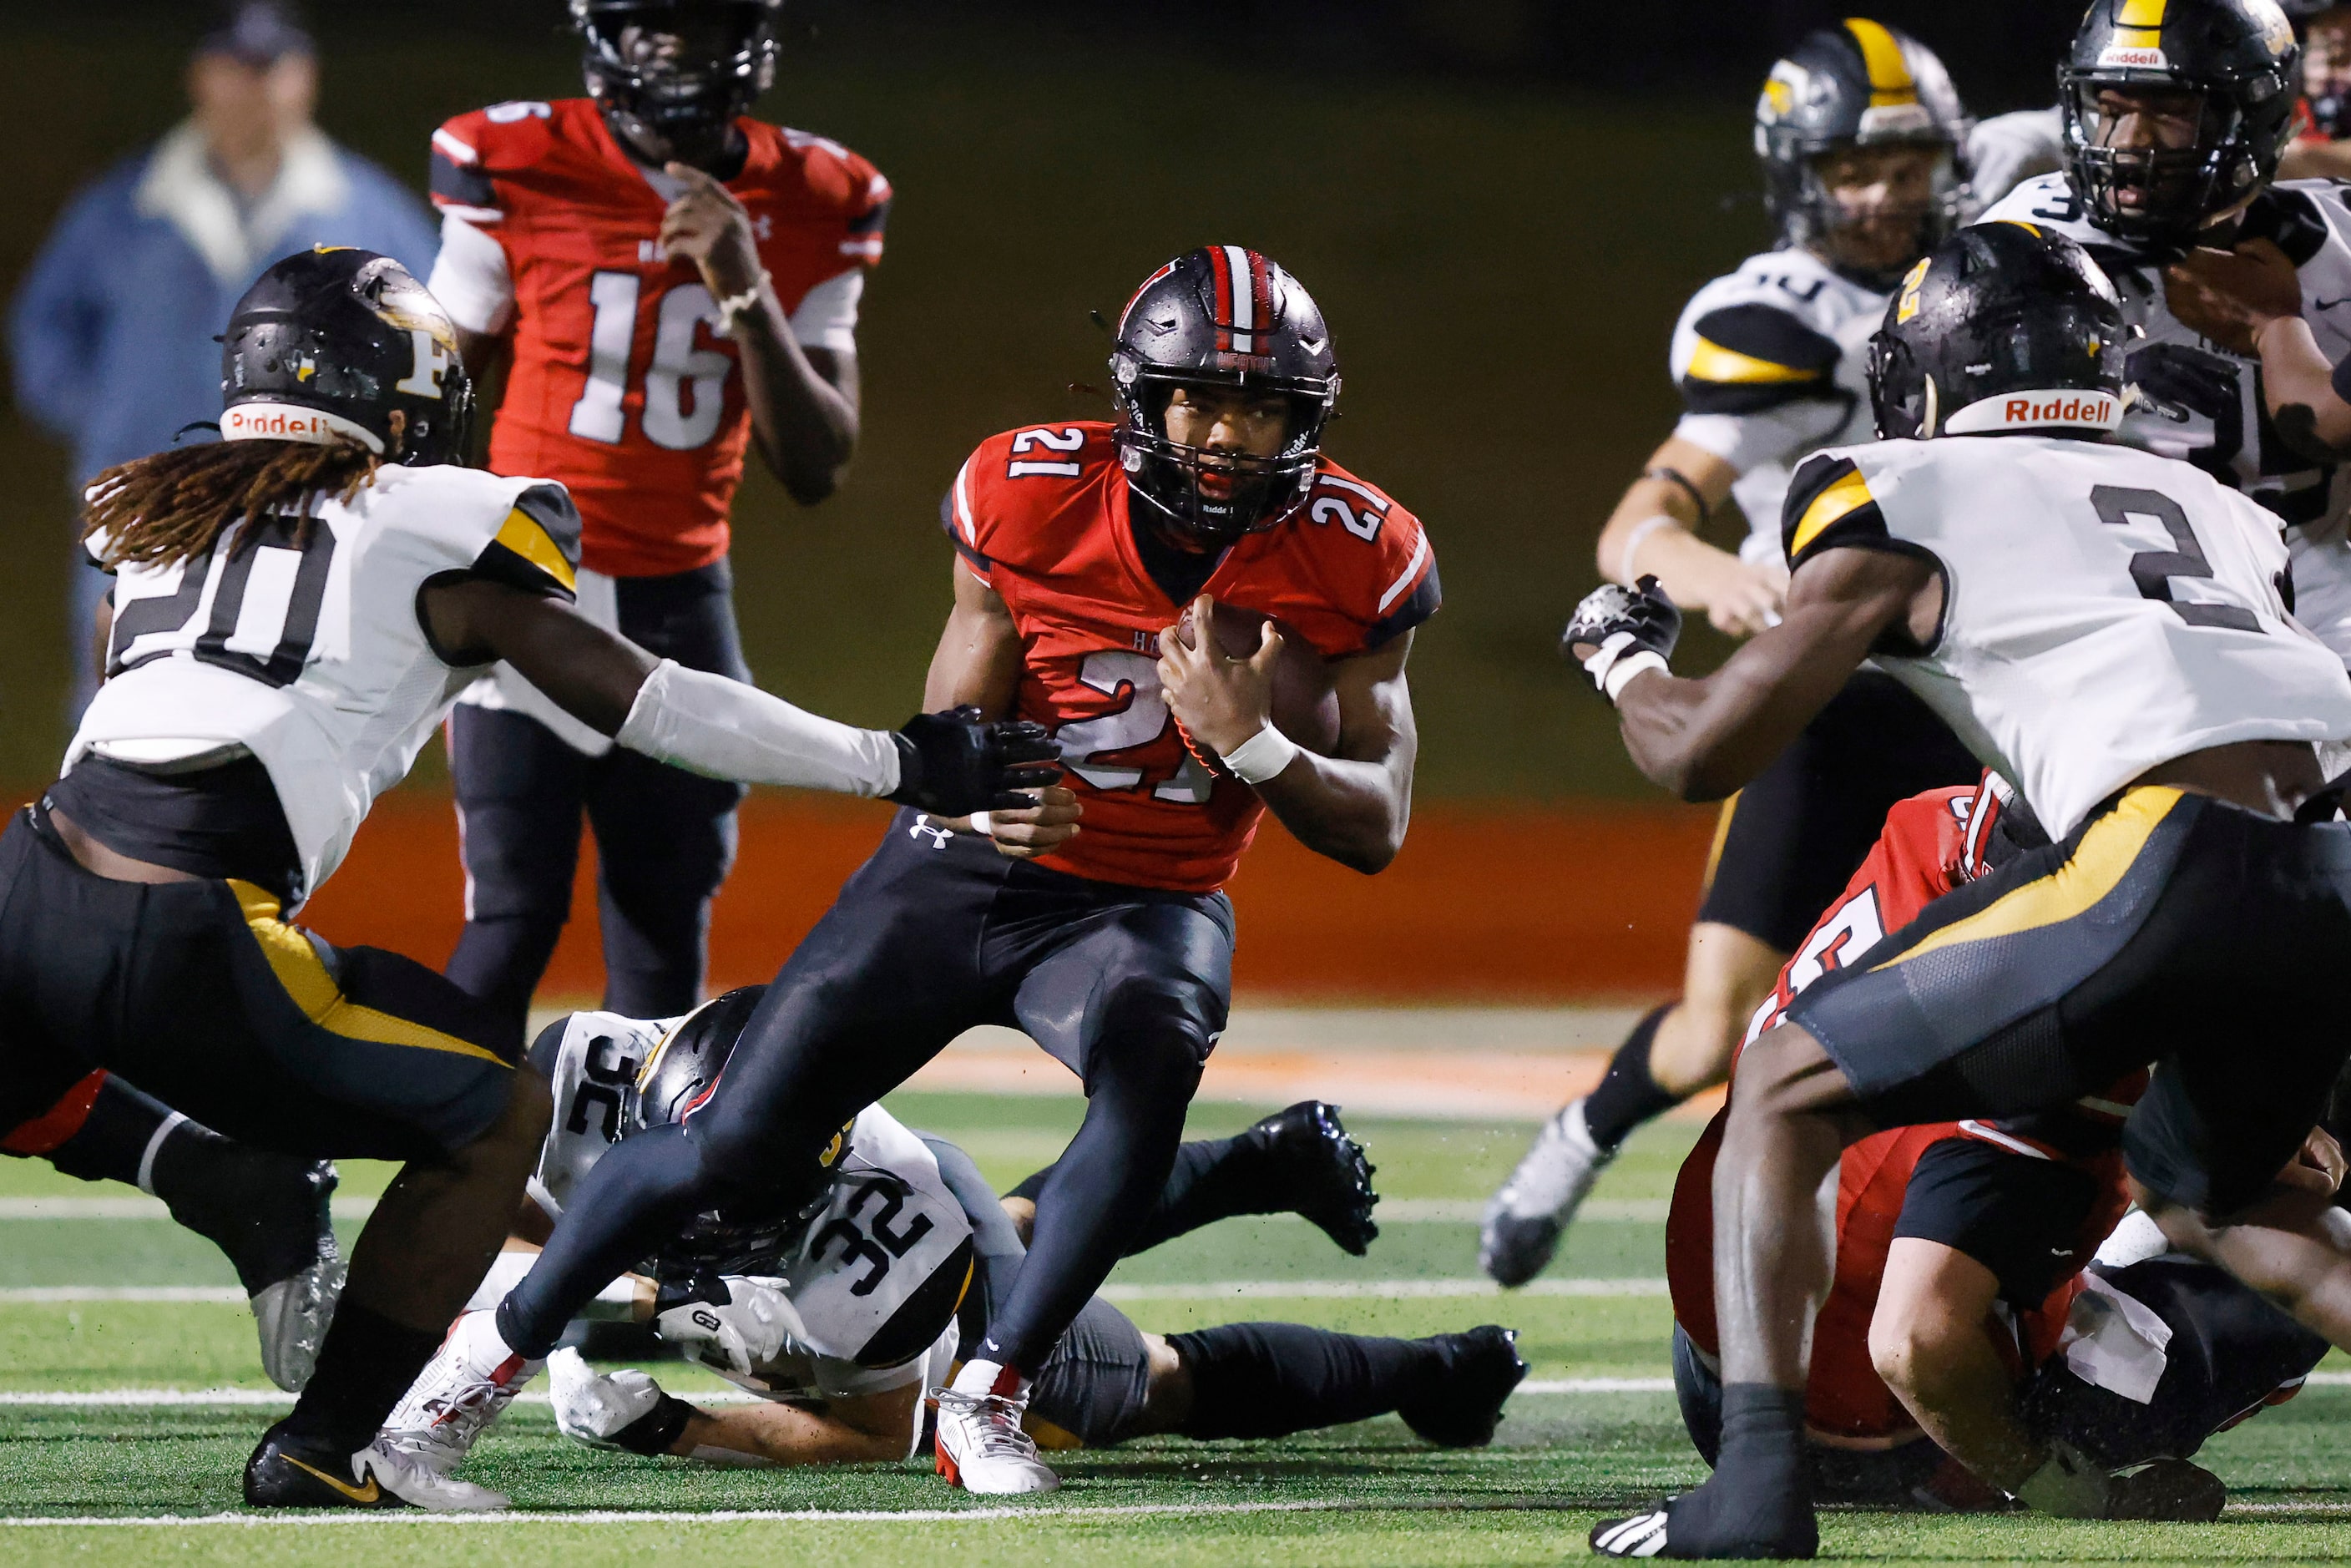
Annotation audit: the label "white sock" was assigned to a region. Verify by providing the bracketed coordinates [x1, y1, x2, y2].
[951, 1358, 1030, 1400]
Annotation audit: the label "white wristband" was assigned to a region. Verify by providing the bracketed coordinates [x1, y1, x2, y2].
[615, 659, 901, 797]
[1221, 723, 1301, 784]
[1603, 649, 1670, 702]
[1617, 513, 1683, 586]
[715, 270, 775, 338]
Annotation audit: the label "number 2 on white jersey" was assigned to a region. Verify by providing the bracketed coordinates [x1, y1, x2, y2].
[569, 271, 731, 452]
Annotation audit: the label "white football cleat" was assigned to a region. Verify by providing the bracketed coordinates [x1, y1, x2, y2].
[1479, 1097, 1617, 1287]
[249, 1248, 346, 1393]
[379, 1309, 544, 1476]
[934, 1373, 1060, 1495]
[360, 1439, 509, 1511]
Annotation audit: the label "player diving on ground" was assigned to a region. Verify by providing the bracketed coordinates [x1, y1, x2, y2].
[374, 992, 1523, 1500]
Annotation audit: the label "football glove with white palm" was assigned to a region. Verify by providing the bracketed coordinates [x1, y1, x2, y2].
[653, 1272, 808, 1378]
[547, 1348, 696, 1458]
[1563, 575, 1681, 704]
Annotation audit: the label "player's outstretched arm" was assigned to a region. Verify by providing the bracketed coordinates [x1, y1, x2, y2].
[549, 1348, 919, 1466]
[419, 577, 1057, 815]
[918, 563, 1084, 858]
[1869, 1238, 2051, 1501]
[1595, 437, 1785, 638]
[1158, 597, 1416, 875]
[1567, 548, 1936, 802]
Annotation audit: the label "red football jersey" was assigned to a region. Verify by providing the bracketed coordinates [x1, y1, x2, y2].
[1667, 781, 2137, 1444]
[430, 99, 889, 576]
[945, 421, 1439, 893]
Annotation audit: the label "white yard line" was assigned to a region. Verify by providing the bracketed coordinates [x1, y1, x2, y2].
[0, 1277, 1673, 1305]
[0, 1498, 1580, 1528]
[0, 1198, 378, 1221]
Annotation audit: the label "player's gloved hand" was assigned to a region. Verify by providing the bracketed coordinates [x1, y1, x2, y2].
[887, 706, 1062, 816]
[653, 1272, 807, 1378]
[2127, 341, 2239, 426]
[1562, 576, 1681, 704]
[548, 1347, 696, 1458]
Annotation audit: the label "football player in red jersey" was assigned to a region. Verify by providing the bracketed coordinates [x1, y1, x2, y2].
[399, 246, 1441, 1497]
[423, 0, 890, 1034]
[1646, 779, 2324, 1535]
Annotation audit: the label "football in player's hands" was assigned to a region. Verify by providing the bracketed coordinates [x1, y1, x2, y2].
[1165, 600, 1342, 771]
[1563, 576, 1681, 705]
[887, 706, 1061, 815]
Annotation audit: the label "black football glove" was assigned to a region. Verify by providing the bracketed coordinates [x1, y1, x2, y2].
[887, 706, 1061, 816]
[2126, 341, 2237, 427]
[1562, 575, 1681, 705]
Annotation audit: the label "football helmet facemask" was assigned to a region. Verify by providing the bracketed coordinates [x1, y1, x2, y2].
[2060, 0, 2303, 248]
[220, 246, 473, 467]
[1867, 221, 2130, 442]
[1755, 18, 1972, 290]
[1110, 245, 1339, 549]
[573, 0, 781, 154]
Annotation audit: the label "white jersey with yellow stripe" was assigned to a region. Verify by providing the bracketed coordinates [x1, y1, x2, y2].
[1780, 434, 2351, 839]
[1668, 247, 1887, 566]
[531, 1009, 973, 1408]
[69, 463, 581, 904]
[1979, 175, 2351, 660]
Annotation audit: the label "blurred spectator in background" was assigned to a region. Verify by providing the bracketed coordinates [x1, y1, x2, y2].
[8, 1, 437, 713]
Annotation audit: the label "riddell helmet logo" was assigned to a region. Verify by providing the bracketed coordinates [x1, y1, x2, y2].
[220, 401, 386, 453]
[1944, 389, 2123, 434]
[2096, 44, 2167, 68]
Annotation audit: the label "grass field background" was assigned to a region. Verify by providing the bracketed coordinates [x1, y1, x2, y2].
[6, 1083, 2351, 1565]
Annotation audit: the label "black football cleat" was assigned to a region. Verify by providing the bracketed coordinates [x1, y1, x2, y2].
[1399, 1324, 1528, 1448]
[245, 1423, 412, 1510]
[1248, 1100, 1379, 1255]
[245, 1420, 507, 1510]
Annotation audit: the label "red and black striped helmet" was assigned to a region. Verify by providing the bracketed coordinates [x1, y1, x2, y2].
[1110, 246, 1340, 545]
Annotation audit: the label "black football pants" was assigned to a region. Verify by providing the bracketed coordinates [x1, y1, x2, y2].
[446, 562, 748, 1036]
[500, 811, 1236, 1372]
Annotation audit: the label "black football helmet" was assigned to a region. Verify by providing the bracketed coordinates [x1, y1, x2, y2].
[634, 985, 851, 1272]
[2060, 0, 2303, 246]
[1754, 19, 1971, 288]
[220, 246, 472, 466]
[1110, 246, 1339, 547]
[573, 0, 781, 153]
[1867, 222, 2130, 441]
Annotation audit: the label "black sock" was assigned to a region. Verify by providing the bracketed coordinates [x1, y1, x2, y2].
[1169, 1322, 1438, 1439]
[43, 1073, 171, 1186]
[278, 1302, 443, 1455]
[1582, 1004, 1681, 1150]
[1662, 1383, 1818, 1556]
[1010, 1132, 1255, 1256]
[149, 1114, 328, 1296]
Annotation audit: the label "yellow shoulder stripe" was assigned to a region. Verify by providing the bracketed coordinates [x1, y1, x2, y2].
[1787, 466, 1878, 559]
[1686, 336, 1823, 387]
[230, 881, 510, 1065]
[1873, 788, 2183, 971]
[1843, 17, 1918, 107]
[494, 507, 578, 594]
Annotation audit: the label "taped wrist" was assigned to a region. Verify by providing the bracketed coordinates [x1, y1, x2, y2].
[612, 1390, 698, 1458]
[616, 659, 900, 797]
[1222, 724, 1301, 784]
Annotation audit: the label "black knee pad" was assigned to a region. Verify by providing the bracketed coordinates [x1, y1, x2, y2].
[1086, 978, 1216, 1091]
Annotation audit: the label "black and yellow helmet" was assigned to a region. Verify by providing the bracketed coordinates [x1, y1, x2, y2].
[1754, 19, 1972, 287]
[1867, 222, 2129, 442]
[2060, 0, 2303, 245]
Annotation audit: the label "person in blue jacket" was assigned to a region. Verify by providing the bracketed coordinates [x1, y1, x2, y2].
[9, 2, 437, 711]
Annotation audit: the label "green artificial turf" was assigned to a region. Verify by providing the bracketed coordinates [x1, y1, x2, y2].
[4, 1094, 2348, 1565]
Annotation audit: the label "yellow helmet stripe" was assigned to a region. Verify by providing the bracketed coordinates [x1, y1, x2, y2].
[2118, 0, 2167, 28]
[1843, 18, 1919, 108]
[1686, 336, 1824, 387]
[1788, 467, 1878, 560]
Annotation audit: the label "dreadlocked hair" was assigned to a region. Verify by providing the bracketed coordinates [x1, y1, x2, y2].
[80, 438, 383, 572]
